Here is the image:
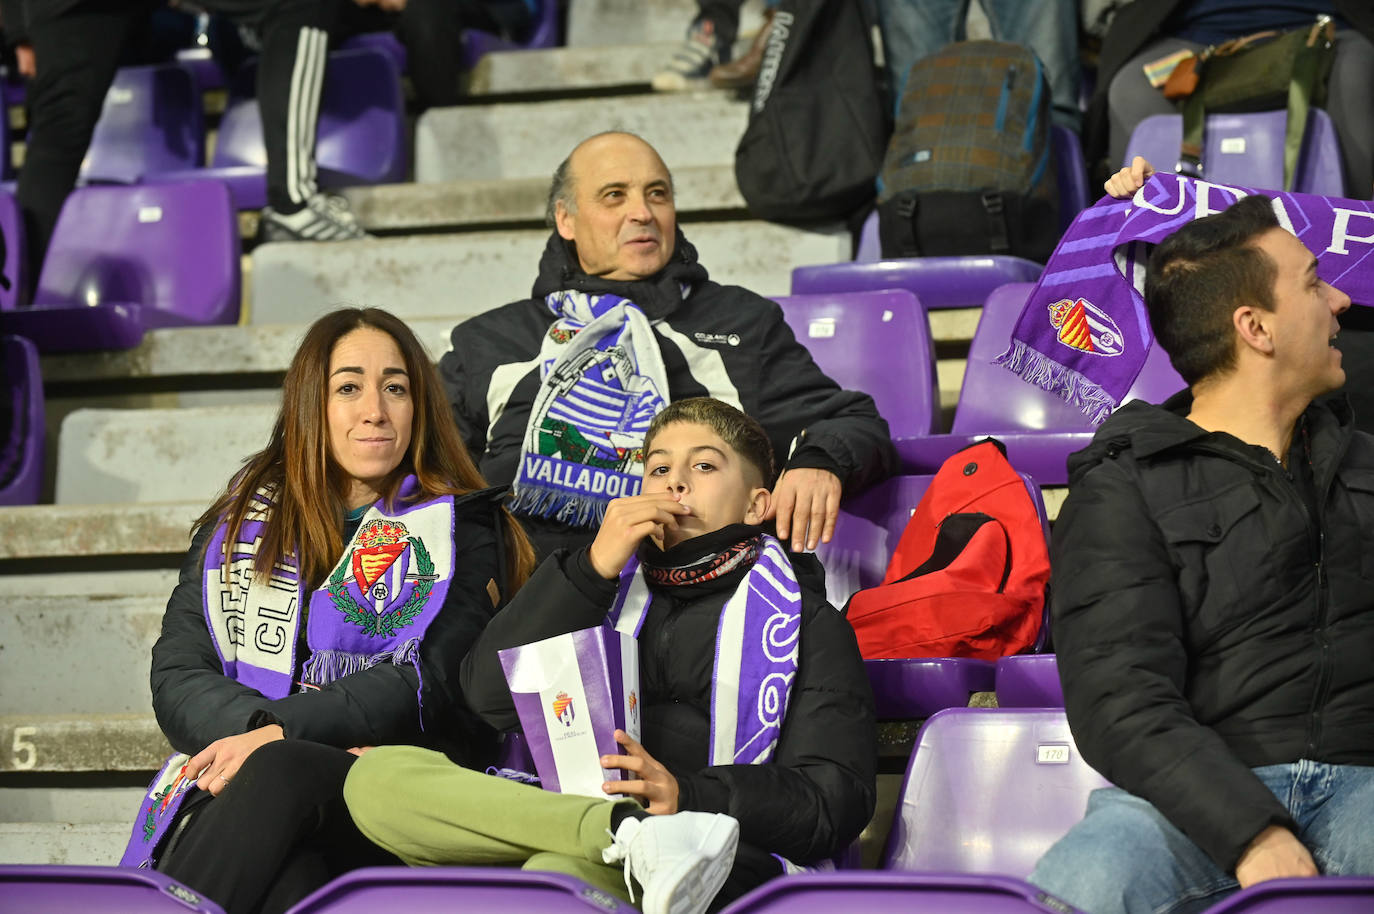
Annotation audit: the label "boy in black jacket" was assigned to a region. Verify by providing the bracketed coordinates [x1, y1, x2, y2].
[344, 398, 876, 914]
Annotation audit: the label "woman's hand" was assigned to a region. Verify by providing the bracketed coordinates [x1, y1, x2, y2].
[188, 724, 284, 796]
[601, 729, 679, 815]
[1105, 155, 1156, 199]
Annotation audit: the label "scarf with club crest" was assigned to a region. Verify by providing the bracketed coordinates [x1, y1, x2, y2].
[121, 475, 455, 868]
[995, 174, 1374, 423]
[511, 290, 670, 528]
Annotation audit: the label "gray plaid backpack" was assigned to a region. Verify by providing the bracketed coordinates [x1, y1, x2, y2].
[877, 41, 1059, 263]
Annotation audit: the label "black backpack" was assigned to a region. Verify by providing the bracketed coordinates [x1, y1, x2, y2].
[877, 41, 1059, 262]
[733, 0, 890, 223]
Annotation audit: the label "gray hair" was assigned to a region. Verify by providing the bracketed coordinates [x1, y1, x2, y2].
[543, 131, 675, 228]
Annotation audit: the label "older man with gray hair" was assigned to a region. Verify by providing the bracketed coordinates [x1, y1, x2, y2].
[439, 131, 895, 559]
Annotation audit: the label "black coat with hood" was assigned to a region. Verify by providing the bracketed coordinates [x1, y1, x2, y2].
[460, 525, 878, 865]
[439, 228, 897, 558]
[1051, 391, 1374, 872]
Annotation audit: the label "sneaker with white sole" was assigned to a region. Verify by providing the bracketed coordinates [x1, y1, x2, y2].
[652, 17, 730, 92]
[601, 812, 739, 914]
[257, 193, 369, 243]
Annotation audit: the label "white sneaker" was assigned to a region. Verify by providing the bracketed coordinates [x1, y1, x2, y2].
[258, 193, 369, 243]
[602, 812, 739, 914]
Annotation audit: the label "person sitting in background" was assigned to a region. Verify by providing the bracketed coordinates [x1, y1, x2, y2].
[121, 307, 534, 914]
[1030, 193, 1374, 914]
[345, 397, 876, 914]
[439, 131, 895, 560]
[1087, 0, 1374, 196]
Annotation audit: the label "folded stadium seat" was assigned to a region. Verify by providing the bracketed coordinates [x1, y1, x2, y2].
[0, 182, 240, 352]
[814, 474, 1050, 719]
[0, 336, 44, 506]
[1123, 109, 1345, 196]
[176, 45, 228, 93]
[838, 125, 1090, 301]
[1199, 876, 1374, 913]
[883, 708, 1110, 876]
[774, 290, 939, 442]
[994, 654, 1062, 708]
[0, 865, 226, 913]
[146, 46, 405, 210]
[288, 866, 630, 913]
[893, 282, 1187, 484]
[79, 63, 205, 184]
[716, 871, 1089, 913]
[459, 0, 562, 69]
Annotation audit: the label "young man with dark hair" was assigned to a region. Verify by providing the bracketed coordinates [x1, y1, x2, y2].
[345, 398, 876, 914]
[1030, 194, 1374, 913]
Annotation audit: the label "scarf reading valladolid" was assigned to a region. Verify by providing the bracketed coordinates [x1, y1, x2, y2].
[996, 175, 1374, 423]
[608, 534, 801, 766]
[121, 476, 455, 868]
[511, 290, 670, 528]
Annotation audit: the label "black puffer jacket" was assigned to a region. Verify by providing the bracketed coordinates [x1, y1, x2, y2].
[439, 228, 896, 558]
[151, 489, 509, 766]
[460, 524, 877, 865]
[1052, 391, 1374, 872]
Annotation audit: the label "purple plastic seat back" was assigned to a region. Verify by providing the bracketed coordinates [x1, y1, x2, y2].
[994, 654, 1063, 707]
[852, 125, 1089, 263]
[0, 335, 44, 505]
[201, 46, 405, 209]
[30, 182, 239, 343]
[1123, 109, 1346, 195]
[883, 708, 1111, 876]
[0, 189, 28, 309]
[287, 866, 631, 913]
[1201, 877, 1374, 913]
[717, 871, 1087, 914]
[0, 864, 226, 913]
[176, 46, 227, 93]
[952, 283, 1186, 435]
[461, 0, 562, 68]
[774, 290, 938, 440]
[81, 63, 204, 184]
[793, 252, 1042, 311]
[341, 32, 408, 73]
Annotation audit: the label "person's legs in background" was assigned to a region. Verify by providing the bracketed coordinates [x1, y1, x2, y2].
[1105, 36, 1202, 170]
[652, 0, 743, 92]
[1323, 30, 1374, 198]
[979, 0, 1082, 132]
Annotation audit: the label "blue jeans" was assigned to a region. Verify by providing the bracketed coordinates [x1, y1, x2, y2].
[1030, 761, 1374, 914]
[875, 0, 1080, 130]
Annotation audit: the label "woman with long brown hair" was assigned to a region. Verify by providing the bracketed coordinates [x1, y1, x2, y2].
[118, 308, 534, 914]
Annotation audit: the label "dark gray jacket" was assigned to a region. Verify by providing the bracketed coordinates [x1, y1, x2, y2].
[1052, 391, 1374, 871]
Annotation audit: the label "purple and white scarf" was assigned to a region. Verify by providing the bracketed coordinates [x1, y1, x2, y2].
[121, 476, 456, 868]
[511, 290, 669, 528]
[607, 535, 802, 766]
[996, 175, 1374, 422]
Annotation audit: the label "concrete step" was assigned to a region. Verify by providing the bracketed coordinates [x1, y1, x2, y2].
[468, 42, 680, 97]
[1, 591, 164, 715]
[343, 165, 746, 234]
[0, 503, 198, 561]
[414, 92, 746, 184]
[249, 220, 849, 326]
[0, 822, 132, 866]
[0, 787, 146, 825]
[566, 0, 768, 47]
[0, 714, 170, 774]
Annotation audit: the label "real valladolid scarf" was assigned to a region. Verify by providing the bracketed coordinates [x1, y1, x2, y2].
[512, 290, 669, 528]
[997, 175, 1374, 422]
[121, 477, 455, 868]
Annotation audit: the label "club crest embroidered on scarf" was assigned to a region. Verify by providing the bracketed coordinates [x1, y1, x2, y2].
[327, 519, 436, 638]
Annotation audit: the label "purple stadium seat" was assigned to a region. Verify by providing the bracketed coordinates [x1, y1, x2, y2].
[883, 708, 1111, 876]
[0, 335, 44, 506]
[149, 46, 405, 210]
[894, 282, 1187, 484]
[1201, 877, 1374, 913]
[774, 290, 938, 441]
[80, 63, 205, 184]
[815, 474, 1050, 718]
[792, 253, 1043, 312]
[341, 32, 409, 74]
[0, 189, 28, 309]
[718, 872, 1086, 914]
[460, 0, 562, 69]
[995, 654, 1062, 707]
[286, 866, 632, 913]
[0, 864, 226, 913]
[176, 45, 228, 93]
[1123, 109, 1346, 196]
[0, 182, 241, 352]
